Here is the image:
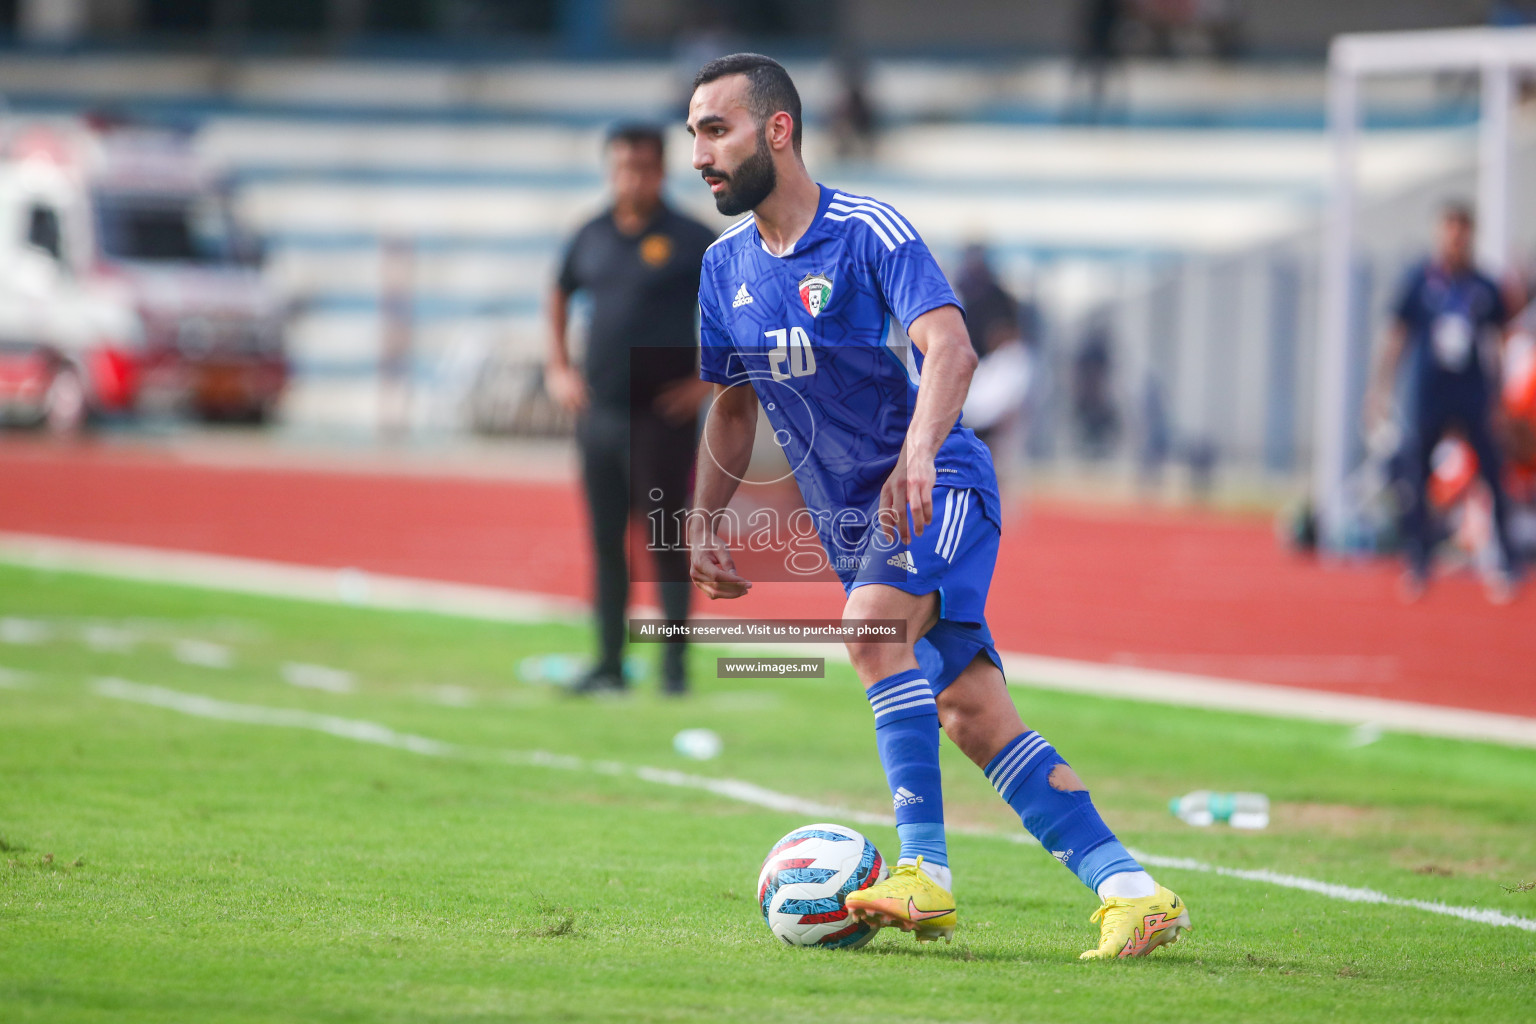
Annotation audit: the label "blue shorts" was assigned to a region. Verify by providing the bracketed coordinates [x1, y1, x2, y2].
[846, 486, 1003, 694]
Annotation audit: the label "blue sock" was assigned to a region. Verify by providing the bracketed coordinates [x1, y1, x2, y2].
[865, 668, 947, 868]
[984, 730, 1140, 892]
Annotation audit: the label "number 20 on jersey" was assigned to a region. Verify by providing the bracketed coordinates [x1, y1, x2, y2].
[766, 327, 817, 380]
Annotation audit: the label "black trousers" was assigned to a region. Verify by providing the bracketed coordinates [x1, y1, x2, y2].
[577, 404, 693, 680]
[1401, 383, 1517, 578]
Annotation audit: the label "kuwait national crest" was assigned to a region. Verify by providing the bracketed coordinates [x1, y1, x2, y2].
[798, 273, 833, 318]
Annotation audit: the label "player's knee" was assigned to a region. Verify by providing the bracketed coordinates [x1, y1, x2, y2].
[845, 637, 910, 683]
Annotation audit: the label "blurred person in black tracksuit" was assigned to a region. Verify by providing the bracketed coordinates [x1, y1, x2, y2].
[546, 125, 716, 694]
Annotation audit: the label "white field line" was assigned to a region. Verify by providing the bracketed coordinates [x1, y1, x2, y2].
[994, 652, 1536, 749]
[81, 624, 139, 653]
[281, 662, 357, 694]
[172, 639, 234, 669]
[92, 678, 451, 757]
[7, 531, 1536, 747]
[1124, 853, 1536, 932]
[1, 615, 52, 644]
[88, 678, 1536, 934]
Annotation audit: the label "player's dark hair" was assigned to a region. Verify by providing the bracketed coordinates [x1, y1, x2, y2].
[692, 52, 802, 153]
[605, 122, 665, 161]
[1441, 199, 1475, 227]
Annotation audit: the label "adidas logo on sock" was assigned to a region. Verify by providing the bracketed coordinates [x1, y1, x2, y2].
[886, 551, 917, 573]
[1051, 848, 1074, 865]
[732, 283, 754, 308]
[893, 786, 924, 808]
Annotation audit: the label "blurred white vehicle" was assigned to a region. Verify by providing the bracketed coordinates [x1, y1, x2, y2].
[0, 119, 286, 431]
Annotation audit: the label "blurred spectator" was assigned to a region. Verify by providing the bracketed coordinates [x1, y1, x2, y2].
[1365, 202, 1520, 602]
[1198, 0, 1245, 59]
[1132, 0, 1244, 60]
[1072, 314, 1121, 459]
[1137, 373, 1172, 488]
[379, 237, 414, 440]
[830, 50, 879, 162]
[955, 244, 1020, 359]
[673, 5, 741, 115]
[1018, 283, 1043, 355]
[546, 124, 716, 695]
[955, 245, 1031, 468]
[1073, 0, 1126, 121]
[1184, 436, 1219, 500]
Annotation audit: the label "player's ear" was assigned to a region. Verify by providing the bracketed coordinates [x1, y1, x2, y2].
[766, 111, 795, 153]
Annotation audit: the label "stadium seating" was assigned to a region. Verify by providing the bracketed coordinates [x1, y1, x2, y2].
[0, 53, 1508, 454]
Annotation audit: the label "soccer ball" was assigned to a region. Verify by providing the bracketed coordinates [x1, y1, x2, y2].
[756, 823, 888, 949]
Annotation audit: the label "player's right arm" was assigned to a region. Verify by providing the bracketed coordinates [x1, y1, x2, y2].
[688, 382, 756, 600]
[545, 284, 587, 413]
[546, 228, 587, 414]
[1366, 268, 1418, 430]
[689, 269, 754, 600]
[1365, 321, 1406, 431]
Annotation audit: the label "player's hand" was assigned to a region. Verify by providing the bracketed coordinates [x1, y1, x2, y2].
[879, 447, 936, 546]
[546, 363, 588, 414]
[653, 378, 709, 427]
[1363, 386, 1390, 433]
[688, 526, 752, 600]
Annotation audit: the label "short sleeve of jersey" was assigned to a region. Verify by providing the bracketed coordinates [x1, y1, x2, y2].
[1390, 265, 1423, 328]
[555, 224, 584, 295]
[876, 237, 962, 332]
[698, 284, 735, 386]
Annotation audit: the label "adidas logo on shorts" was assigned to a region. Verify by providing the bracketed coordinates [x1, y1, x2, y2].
[886, 551, 917, 573]
[893, 786, 924, 808]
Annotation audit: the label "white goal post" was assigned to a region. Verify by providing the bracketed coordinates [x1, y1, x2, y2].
[1315, 26, 1536, 549]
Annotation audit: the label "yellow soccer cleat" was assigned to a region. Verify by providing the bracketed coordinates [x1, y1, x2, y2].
[1079, 885, 1191, 960]
[843, 856, 957, 943]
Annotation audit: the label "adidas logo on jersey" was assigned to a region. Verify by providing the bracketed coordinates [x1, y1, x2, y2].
[886, 551, 917, 573]
[731, 283, 754, 308]
[893, 786, 924, 808]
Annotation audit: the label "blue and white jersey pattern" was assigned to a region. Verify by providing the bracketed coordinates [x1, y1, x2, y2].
[698, 184, 1001, 583]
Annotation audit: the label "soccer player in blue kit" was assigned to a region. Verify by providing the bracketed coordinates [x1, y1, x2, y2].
[683, 54, 1190, 959]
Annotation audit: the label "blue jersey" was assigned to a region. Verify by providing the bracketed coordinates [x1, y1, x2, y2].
[1392, 259, 1507, 398]
[698, 184, 1000, 581]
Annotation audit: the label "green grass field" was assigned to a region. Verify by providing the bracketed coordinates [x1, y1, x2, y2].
[2, 563, 1534, 1023]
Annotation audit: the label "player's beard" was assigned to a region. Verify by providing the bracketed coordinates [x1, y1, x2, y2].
[710, 128, 777, 216]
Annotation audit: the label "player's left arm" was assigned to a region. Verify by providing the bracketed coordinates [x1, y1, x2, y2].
[881, 304, 977, 544]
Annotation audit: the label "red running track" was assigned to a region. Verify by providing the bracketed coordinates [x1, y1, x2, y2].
[2, 441, 1531, 717]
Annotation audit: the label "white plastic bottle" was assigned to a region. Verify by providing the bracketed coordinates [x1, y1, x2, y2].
[1170, 791, 1269, 829]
